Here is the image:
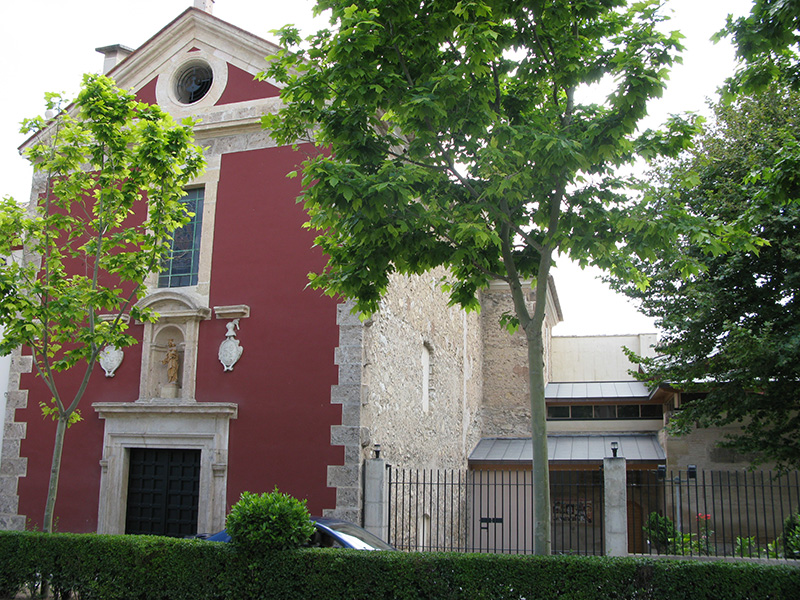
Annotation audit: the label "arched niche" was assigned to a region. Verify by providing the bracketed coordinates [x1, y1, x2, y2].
[136, 291, 211, 401]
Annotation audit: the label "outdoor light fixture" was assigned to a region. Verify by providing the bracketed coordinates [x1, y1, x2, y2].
[611, 441, 619, 457]
[373, 444, 381, 459]
[657, 465, 667, 480]
[687, 464, 697, 480]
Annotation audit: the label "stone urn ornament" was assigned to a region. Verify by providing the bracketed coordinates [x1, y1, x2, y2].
[218, 318, 243, 372]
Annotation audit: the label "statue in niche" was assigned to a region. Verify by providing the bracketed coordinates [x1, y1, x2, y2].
[162, 339, 180, 384]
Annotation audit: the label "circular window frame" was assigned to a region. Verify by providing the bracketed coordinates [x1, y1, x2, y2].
[155, 49, 228, 114]
[174, 60, 214, 105]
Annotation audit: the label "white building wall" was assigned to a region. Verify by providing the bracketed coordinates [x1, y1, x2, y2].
[550, 333, 657, 382]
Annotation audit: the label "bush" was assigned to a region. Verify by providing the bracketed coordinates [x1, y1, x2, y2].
[784, 512, 800, 559]
[643, 512, 678, 554]
[2, 532, 800, 600]
[225, 488, 316, 552]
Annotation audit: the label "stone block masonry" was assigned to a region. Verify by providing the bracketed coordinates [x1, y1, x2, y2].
[0, 350, 32, 531]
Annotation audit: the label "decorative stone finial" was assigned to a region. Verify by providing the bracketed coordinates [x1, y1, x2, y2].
[193, 0, 215, 14]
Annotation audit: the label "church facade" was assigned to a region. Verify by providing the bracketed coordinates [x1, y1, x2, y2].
[1, 5, 717, 539]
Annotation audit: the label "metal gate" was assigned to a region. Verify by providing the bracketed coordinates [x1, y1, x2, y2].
[125, 448, 201, 537]
[387, 467, 604, 554]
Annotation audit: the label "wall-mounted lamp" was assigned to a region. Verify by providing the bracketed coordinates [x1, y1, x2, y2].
[610, 441, 619, 457]
[657, 465, 667, 480]
[373, 443, 381, 459]
[687, 464, 697, 480]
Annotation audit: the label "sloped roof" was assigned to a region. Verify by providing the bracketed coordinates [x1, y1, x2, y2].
[107, 7, 282, 90]
[545, 381, 651, 402]
[19, 7, 284, 154]
[469, 435, 666, 464]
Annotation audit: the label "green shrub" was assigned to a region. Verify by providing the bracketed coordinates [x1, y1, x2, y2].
[784, 512, 800, 559]
[1, 531, 800, 600]
[734, 535, 761, 558]
[643, 512, 678, 554]
[225, 488, 316, 552]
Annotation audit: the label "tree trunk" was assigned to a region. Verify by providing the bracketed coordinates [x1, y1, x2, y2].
[526, 322, 550, 554]
[507, 274, 552, 555]
[43, 415, 68, 533]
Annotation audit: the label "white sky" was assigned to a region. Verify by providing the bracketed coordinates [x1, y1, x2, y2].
[0, 0, 753, 336]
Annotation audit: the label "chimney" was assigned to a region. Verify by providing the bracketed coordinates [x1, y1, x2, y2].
[95, 44, 134, 74]
[193, 0, 215, 13]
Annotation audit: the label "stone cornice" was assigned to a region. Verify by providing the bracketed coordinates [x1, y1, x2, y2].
[93, 401, 238, 418]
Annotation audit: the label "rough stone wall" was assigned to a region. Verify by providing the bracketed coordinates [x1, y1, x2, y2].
[360, 270, 484, 471]
[664, 423, 761, 473]
[0, 349, 31, 531]
[479, 284, 559, 438]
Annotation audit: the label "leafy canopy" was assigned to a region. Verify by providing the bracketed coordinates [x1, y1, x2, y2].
[262, 0, 704, 320]
[610, 86, 800, 470]
[0, 74, 204, 532]
[261, 0, 718, 555]
[0, 74, 204, 377]
[716, 0, 800, 95]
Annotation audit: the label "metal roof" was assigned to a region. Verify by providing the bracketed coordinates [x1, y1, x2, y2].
[545, 381, 651, 402]
[469, 435, 666, 464]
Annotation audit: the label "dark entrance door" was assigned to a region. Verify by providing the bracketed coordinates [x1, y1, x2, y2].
[125, 448, 201, 537]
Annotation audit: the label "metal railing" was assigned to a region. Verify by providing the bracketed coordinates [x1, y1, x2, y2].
[550, 469, 604, 555]
[388, 467, 469, 552]
[628, 469, 800, 559]
[387, 466, 800, 559]
[387, 467, 603, 554]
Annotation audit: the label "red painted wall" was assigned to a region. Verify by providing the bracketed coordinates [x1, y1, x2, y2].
[16, 195, 149, 532]
[200, 144, 342, 515]
[16, 145, 343, 530]
[17, 332, 144, 532]
[216, 63, 280, 105]
[135, 77, 158, 104]
[15, 53, 342, 530]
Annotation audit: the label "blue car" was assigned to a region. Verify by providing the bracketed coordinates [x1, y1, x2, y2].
[204, 517, 396, 551]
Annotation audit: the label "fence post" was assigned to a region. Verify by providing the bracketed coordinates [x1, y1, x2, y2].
[363, 457, 389, 541]
[604, 456, 628, 556]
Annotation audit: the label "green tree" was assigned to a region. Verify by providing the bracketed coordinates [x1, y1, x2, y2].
[0, 74, 205, 532]
[262, 0, 706, 553]
[610, 86, 800, 470]
[717, 0, 800, 94]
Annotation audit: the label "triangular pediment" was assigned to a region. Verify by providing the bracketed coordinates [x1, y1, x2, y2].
[107, 8, 284, 123]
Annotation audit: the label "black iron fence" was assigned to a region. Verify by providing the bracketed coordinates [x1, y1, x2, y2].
[388, 466, 800, 559]
[628, 469, 800, 559]
[551, 469, 604, 555]
[387, 467, 603, 554]
[387, 468, 469, 552]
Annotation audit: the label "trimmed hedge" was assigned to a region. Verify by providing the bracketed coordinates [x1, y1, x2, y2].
[0, 531, 798, 599]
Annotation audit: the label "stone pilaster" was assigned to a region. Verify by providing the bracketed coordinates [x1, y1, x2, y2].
[326, 302, 368, 523]
[0, 350, 31, 531]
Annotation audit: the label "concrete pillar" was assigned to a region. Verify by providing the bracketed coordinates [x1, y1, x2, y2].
[603, 456, 627, 556]
[363, 458, 388, 541]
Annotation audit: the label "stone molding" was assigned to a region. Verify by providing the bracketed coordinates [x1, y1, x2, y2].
[135, 291, 211, 401]
[93, 400, 237, 535]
